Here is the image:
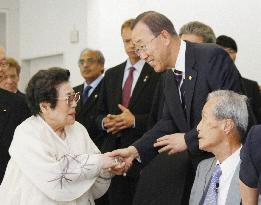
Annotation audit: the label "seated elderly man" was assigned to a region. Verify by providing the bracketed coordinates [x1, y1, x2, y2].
[190, 90, 248, 205]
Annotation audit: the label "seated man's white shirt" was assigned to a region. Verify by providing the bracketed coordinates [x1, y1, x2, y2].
[217, 147, 241, 205]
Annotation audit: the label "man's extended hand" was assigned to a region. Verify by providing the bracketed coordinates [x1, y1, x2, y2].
[106, 146, 139, 175]
[153, 133, 187, 155]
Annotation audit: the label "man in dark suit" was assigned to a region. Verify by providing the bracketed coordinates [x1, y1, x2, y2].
[74, 48, 105, 149]
[132, 21, 218, 205]
[0, 47, 30, 183]
[216, 35, 261, 123]
[190, 90, 247, 205]
[109, 11, 243, 205]
[240, 125, 261, 205]
[96, 19, 160, 205]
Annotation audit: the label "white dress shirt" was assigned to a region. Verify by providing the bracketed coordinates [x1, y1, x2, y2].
[217, 147, 241, 205]
[171, 40, 186, 102]
[122, 59, 145, 96]
[83, 74, 103, 97]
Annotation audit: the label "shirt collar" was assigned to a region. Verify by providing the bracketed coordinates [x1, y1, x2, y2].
[125, 58, 145, 73]
[217, 146, 241, 175]
[84, 74, 103, 90]
[172, 40, 186, 74]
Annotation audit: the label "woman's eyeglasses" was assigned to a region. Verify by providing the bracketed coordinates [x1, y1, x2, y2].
[56, 92, 80, 106]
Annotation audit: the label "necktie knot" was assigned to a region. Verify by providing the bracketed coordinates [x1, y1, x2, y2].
[129, 66, 135, 72]
[83, 85, 92, 104]
[174, 69, 183, 87]
[212, 164, 222, 179]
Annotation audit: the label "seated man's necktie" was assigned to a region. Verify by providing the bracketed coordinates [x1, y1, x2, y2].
[203, 164, 222, 205]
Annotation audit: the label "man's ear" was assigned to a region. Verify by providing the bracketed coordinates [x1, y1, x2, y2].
[39, 102, 50, 113]
[223, 119, 235, 135]
[160, 30, 172, 45]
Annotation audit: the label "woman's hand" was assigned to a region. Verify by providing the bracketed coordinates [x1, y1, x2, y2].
[101, 154, 124, 169]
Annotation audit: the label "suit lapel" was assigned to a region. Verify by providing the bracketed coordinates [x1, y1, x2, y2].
[226, 163, 241, 205]
[205, 158, 217, 189]
[165, 70, 188, 131]
[184, 42, 197, 125]
[81, 84, 101, 114]
[128, 63, 151, 108]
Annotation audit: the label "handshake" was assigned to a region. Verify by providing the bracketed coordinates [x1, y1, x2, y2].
[101, 146, 139, 175]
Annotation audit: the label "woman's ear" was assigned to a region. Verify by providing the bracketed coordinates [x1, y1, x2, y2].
[39, 102, 50, 113]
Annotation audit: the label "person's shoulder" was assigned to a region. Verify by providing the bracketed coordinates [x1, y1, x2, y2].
[105, 61, 127, 74]
[198, 157, 216, 168]
[72, 121, 89, 134]
[242, 77, 259, 87]
[249, 124, 261, 137]
[0, 89, 27, 106]
[187, 41, 227, 57]
[15, 115, 35, 132]
[73, 84, 84, 92]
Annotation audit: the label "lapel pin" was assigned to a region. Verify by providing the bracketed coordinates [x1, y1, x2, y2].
[94, 94, 98, 98]
[188, 76, 192, 80]
[143, 75, 149, 82]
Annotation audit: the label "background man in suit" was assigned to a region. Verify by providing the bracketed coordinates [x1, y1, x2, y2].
[132, 20, 217, 205]
[0, 47, 30, 182]
[2, 57, 24, 97]
[179, 21, 216, 43]
[216, 35, 261, 123]
[96, 19, 160, 205]
[109, 11, 243, 205]
[74, 48, 105, 149]
[190, 90, 248, 205]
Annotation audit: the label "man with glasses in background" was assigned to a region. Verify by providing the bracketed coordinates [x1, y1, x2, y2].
[74, 48, 105, 149]
[96, 19, 160, 205]
[109, 11, 244, 205]
[74, 48, 108, 205]
[0, 47, 30, 183]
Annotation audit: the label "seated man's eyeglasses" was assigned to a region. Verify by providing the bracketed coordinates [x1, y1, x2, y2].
[78, 58, 96, 66]
[56, 92, 81, 106]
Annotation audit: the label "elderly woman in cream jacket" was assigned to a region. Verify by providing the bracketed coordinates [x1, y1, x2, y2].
[0, 68, 118, 205]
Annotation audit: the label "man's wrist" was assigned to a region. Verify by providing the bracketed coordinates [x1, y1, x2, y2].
[129, 146, 139, 159]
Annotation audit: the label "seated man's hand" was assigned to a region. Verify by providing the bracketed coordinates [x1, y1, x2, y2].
[153, 133, 187, 155]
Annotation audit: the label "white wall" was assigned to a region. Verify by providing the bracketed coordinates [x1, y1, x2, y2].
[17, 0, 261, 89]
[0, 0, 19, 59]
